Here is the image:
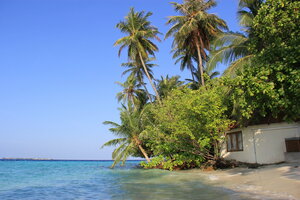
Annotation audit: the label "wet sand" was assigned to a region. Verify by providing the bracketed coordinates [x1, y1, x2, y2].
[188, 162, 300, 200]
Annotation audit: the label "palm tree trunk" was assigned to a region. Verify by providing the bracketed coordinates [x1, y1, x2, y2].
[196, 41, 205, 86]
[138, 52, 162, 104]
[138, 144, 151, 163]
[134, 136, 151, 163]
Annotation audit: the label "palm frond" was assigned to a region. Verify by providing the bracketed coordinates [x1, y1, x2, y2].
[100, 138, 127, 149]
[103, 121, 120, 127]
[211, 32, 247, 49]
[238, 10, 254, 27]
[112, 141, 129, 159]
[223, 54, 253, 77]
[207, 32, 249, 72]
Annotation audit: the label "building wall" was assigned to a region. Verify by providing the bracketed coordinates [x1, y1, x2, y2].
[221, 122, 300, 164]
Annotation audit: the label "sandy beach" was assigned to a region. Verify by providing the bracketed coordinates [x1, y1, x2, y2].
[195, 163, 300, 200]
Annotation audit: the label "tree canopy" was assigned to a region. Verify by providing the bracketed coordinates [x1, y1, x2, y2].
[102, 0, 300, 170]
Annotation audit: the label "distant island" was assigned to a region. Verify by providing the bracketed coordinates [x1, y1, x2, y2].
[1, 158, 54, 161]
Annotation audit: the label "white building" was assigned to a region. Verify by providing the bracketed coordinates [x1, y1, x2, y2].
[221, 122, 300, 164]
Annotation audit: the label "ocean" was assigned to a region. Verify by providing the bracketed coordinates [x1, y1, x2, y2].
[0, 160, 258, 200]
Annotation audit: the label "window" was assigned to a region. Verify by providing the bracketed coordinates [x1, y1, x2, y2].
[285, 137, 300, 152]
[227, 131, 243, 152]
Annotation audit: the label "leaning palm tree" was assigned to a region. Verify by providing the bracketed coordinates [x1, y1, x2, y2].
[114, 8, 162, 103]
[206, 0, 263, 76]
[166, 0, 227, 86]
[101, 105, 151, 168]
[116, 75, 145, 107]
[121, 58, 157, 101]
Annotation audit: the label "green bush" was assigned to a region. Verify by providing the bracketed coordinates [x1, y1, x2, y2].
[140, 80, 233, 170]
[231, 0, 300, 125]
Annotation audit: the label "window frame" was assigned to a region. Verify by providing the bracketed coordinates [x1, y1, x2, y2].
[226, 131, 243, 152]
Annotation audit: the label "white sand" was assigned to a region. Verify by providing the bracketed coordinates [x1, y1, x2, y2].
[199, 163, 300, 200]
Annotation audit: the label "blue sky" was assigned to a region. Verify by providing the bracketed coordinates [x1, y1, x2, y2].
[0, 0, 240, 160]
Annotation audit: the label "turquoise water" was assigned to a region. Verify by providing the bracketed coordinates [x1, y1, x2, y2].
[0, 160, 252, 200]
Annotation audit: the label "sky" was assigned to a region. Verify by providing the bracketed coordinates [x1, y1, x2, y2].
[0, 0, 240, 160]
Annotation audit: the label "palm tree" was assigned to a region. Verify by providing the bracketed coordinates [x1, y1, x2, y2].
[172, 48, 197, 81]
[206, 0, 263, 76]
[101, 105, 151, 168]
[186, 68, 220, 90]
[156, 75, 185, 98]
[121, 58, 157, 102]
[114, 8, 162, 103]
[206, 32, 252, 76]
[238, 0, 263, 28]
[166, 0, 227, 86]
[116, 75, 145, 107]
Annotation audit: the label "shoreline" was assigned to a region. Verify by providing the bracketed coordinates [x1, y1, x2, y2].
[1, 160, 299, 199]
[184, 162, 300, 200]
[0, 159, 143, 162]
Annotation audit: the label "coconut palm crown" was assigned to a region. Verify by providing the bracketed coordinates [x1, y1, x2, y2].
[114, 8, 162, 103]
[172, 48, 197, 81]
[116, 75, 145, 108]
[206, 0, 263, 76]
[156, 75, 185, 98]
[121, 58, 157, 102]
[101, 105, 151, 168]
[166, 0, 228, 86]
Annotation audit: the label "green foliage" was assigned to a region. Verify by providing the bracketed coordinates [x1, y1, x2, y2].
[156, 75, 184, 98]
[103, 0, 300, 170]
[251, 0, 300, 65]
[173, 48, 197, 80]
[141, 155, 203, 171]
[207, 32, 252, 76]
[237, 0, 263, 27]
[166, 0, 228, 85]
[101, 105, 151, 168]
[114, 8, 160, 60]
[114, 7, 162, 103]
[140, 156, 165, 169]
[121, 58, 157, 102]
[230, 66, 300, 124]
[140, 80, 233, 170]
[116, 75, 148, 108]
[186, 70, 220, 90]
[121, 58, 156, 81]
[230, 0, 300, 124]
[207, 0, 264, 76]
